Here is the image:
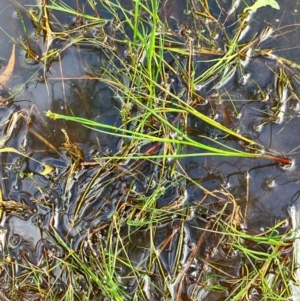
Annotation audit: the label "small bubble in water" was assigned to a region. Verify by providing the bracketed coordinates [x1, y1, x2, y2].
[89, 147, 99, 156]
[104, 147, 112, 154]
[188, 242, 195, 250]
[262, 178, 277, 189]
[248, 287, 262, 301]
[13, 183, 22, 192]
[9, 234, 21, 247]
[194, 85, 203, 91]
[14, 159, 24, 171]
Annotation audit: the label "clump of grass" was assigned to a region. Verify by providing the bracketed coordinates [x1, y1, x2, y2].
[1, 0, 298, 300]
[43, 0, 291, 164]
[212, 218, 293, 300]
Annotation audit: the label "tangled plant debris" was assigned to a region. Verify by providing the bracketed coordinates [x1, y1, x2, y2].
[0, 0, 299, 300]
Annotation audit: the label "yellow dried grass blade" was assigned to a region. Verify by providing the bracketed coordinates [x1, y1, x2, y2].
[0, 147, 52, 175]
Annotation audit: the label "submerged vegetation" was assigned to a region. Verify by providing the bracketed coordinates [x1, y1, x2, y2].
[1, 0, 300, 300]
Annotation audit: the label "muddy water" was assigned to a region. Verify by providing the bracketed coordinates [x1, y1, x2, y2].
[0, 0, 299, 300]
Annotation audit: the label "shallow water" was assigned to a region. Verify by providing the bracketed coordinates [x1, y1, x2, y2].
[0, 0, 299, 300]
